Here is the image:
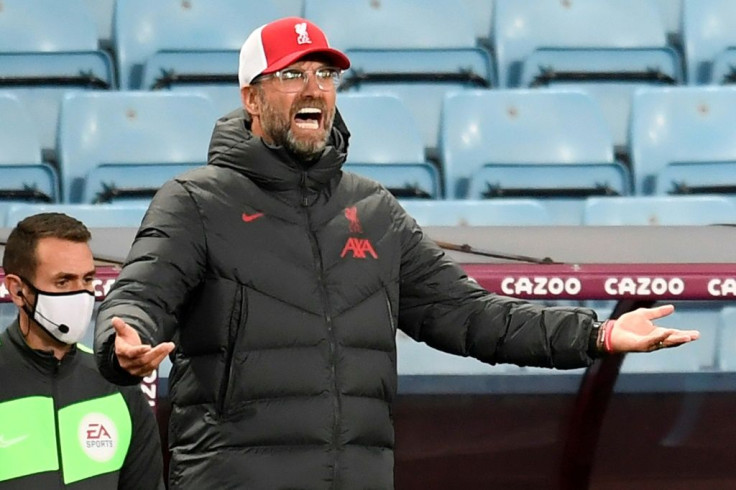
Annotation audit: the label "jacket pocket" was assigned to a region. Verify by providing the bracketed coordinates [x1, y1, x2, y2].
[216, 284, 246, 416]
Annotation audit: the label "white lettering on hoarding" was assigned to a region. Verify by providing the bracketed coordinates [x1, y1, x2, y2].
[604, 277, 684, 296]
[501, 277, 581, 296]
[707, 278, 736, 297]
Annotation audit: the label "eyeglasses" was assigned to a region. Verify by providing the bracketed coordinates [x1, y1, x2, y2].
[254, 67, 342, 93]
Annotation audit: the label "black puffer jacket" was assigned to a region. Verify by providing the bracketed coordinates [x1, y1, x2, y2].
[95, 109, 598, 489]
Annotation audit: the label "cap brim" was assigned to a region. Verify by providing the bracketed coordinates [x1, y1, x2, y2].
[260, 47, 351, 76]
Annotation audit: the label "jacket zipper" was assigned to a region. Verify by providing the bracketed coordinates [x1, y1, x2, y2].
[301, 172, 341, 488]
[53, 360, 64, 489]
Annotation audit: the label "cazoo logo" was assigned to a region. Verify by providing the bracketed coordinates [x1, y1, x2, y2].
[603, 277, 685, 296]
[501, 276, 582, 296]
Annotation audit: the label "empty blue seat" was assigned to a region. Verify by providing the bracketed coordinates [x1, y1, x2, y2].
[440, 89, 630, 223]
[305, 0, 494, 152]
[0, 94, 59, 204]
[5, 203, 149, 228]
[398, 199, 551, 227]
[655, 0, 684, 45]
[682, 0, 736, 85]
[630, 86, 736, 196]
[114, 0, 280, 91]
[493, 0, 681, 151]
[338, 94, 440, 199]
[57, 92, 219, 203]
[494, 0, 678, 88]
[0, 0, 114, 156]
[582, 196, 736, 225]
[81, 0, 115, 48]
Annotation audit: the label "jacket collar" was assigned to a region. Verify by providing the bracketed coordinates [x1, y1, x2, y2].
[206, 108, 350, 195]
[5, 318, 78, 375]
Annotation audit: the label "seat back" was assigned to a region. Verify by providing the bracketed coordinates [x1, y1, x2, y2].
[114, 0, 280, 89]
[304, 0, 476, 51]
[0, 94, 58, 203]
[338, 94, 440, 198]
[0, 0, 98, 51]
[0, 95, 42, 165]
[630, 86, 736, 195]
[682, 0, 736, 84]
[81, 0, 115, 48]
[582, 196, 736, 225]
[306, 0, 493, 152]
[399, 199, 551, 226]
[58, 92, 219, 203]
[440, 89, 627, 210]
[5, 203, 149, 229]
[493, 0, 672, 88]
[0, 0, 114, 156]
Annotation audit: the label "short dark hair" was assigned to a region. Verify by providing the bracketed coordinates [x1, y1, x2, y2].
[3, 213, 91, 280]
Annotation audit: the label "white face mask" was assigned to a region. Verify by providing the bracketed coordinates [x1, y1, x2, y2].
[24, 285, 96, 345]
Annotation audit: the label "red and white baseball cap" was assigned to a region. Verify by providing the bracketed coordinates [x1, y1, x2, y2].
[238, 17, 351, 87]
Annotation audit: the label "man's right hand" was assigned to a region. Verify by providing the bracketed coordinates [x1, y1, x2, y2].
[112, 316, 175, 377]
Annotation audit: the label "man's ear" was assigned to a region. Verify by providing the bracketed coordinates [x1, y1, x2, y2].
[4, 274, 25, 308]
[241, 86, 261, 116]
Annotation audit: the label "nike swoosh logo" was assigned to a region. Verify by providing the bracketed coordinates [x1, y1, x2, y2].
[242, 212, 264, 223]
[0, 434, 28, 449]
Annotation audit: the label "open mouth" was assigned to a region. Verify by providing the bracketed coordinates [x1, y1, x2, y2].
[294, 107, 323, 130]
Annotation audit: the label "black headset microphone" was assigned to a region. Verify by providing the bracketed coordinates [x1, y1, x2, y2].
[18, 289, 70, 334]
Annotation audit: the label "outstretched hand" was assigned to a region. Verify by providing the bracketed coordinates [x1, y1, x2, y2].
[607, 304, 700, 354]
[112, 316, 176, 377]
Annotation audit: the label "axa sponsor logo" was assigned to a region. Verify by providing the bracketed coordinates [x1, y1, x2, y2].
[79, 413, 118, 462]
[341, 237, 378, 259]
[341, 207, 377, 259]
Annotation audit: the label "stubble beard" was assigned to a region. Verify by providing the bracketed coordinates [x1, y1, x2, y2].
[260, 95, 336, 163]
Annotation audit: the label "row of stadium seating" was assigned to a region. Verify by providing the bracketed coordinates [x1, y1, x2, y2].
[3, 0, 736, 154]
[3, 195, 735, 230]
[3, 87, 736, 217]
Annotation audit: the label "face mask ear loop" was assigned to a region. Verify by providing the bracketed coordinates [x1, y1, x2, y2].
[15, 277, 36, 338]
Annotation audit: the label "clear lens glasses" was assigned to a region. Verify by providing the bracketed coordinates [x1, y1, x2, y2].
[258, 67, 342, 93]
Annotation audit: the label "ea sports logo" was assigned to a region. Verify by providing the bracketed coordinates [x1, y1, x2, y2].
[78, 413, 118, 462]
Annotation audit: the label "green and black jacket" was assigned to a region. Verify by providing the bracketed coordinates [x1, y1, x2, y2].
[0, 321, 164, 489]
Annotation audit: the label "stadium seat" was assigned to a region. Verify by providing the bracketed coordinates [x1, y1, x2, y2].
[718, 307, 736, 371]
[582, 196, 736, 226]
[494, 0, 678, 88]
[0, 0, 114, 157]
[81, 0, 115, 48]
[305, 0, 495, 152]
[655, 0, 684, 45]
[114, 0, 281, 92]
[398, 199, 552, 227]
[459, 0, 494, 46]
[493, 0, 681, 153]
[440, 89, 630, 224]
[630, 86, 736, 196]
[0, 94, 59, 205]
[57, 92, 219, 203]
[4, 203, 149, 229]
[337, 94, 440, 199]
[682, 0, 736, 85]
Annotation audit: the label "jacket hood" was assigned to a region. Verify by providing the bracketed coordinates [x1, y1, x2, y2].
[207, 107, 350, 193]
